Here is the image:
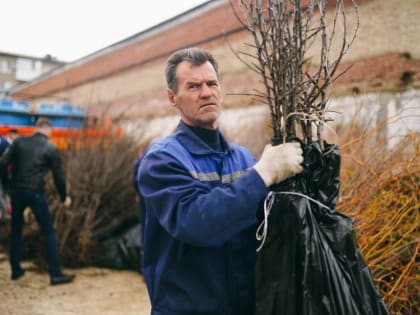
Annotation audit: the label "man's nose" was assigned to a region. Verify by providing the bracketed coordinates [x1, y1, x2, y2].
[199, 83, 212, 97]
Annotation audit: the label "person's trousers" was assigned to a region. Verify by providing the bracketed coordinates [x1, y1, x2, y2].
[9, 188, 62, 277]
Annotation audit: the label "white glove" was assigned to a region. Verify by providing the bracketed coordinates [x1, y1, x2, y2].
[254, 142, 304, 186]
[63, 196, 72, 208]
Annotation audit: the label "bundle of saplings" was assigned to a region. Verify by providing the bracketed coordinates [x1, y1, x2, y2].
[230, 1, 389, 314]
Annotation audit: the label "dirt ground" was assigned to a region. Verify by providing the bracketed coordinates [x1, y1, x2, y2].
[0, 247, 151, 315]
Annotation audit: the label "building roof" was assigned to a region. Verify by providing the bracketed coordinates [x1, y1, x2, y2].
[0, 50, 65, 64]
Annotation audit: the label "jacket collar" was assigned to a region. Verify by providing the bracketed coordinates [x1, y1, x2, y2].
[33, 132, 48, 140]
[174, 120, 233, 155]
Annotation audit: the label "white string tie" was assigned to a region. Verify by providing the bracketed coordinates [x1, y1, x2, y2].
[256, 191, 275, 252]
[256, 191, 332, 252]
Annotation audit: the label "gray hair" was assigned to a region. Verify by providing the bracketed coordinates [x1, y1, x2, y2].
[36, 117, 52, 128]
[165, 47, 219, 92]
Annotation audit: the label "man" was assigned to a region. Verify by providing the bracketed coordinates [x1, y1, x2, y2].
[0, 118, 75, 285]
[135, 47, 304, 315]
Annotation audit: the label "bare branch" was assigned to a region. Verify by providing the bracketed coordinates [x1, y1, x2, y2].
[230, 0, 359, 145]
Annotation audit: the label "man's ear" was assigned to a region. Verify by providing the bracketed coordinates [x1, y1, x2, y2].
[167, 89, 177, 108]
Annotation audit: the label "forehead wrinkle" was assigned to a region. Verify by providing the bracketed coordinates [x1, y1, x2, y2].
[177, 61, 217, 79]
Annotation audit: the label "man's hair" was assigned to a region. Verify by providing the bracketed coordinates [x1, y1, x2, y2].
[165, 47, 219, 92]
[36, 117, 52, 128]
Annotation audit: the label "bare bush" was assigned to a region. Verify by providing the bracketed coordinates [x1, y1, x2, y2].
[41, 134, 140, 267]
[338, 121, 419, 315]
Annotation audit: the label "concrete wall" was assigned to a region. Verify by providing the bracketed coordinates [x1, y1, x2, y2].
[124, 90, 420, 155]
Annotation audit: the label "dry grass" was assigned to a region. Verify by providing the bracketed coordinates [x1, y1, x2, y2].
[336, 122, 419, 314]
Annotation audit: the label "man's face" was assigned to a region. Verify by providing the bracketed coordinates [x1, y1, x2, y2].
[167, 60, 222, 130]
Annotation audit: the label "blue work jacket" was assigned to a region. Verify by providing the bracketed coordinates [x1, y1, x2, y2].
[137, 120, 268, 315]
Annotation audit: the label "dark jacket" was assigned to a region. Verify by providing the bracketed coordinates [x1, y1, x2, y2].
[0, 132, 67, 201]
[137, 121, 268, 315]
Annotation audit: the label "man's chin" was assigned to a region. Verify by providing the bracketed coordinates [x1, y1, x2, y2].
[197, 117, 219, 129]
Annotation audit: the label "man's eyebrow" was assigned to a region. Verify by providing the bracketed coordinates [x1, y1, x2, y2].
[185, 78, 218, 85]
[186, 80, 201, 85]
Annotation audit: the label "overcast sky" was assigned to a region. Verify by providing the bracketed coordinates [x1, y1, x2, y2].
[1, 0, 207, 62]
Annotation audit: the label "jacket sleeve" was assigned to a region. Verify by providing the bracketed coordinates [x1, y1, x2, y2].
[48, 146, 67, 202]
[0, 145, 12, 193]
[138, 150, 268, 247]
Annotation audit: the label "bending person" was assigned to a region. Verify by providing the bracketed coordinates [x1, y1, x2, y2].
[0, 118, 74, 285]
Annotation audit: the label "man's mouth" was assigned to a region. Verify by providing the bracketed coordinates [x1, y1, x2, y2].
[200, 103, 216, 108]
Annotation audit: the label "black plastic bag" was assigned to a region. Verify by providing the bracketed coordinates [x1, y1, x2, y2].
[93, 223, 142, 271]
[255, 141, 389, 315]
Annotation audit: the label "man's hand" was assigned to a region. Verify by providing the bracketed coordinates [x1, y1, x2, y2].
[254, 142, 304, 186]
[63, 196, 72, 208]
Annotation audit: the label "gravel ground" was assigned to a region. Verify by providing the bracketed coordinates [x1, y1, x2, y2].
[0, 249, 151, 315]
